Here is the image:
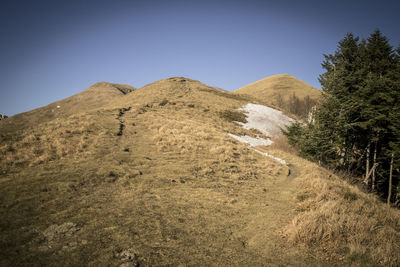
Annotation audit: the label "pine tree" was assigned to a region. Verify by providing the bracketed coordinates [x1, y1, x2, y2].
[284, 30, 400, 203]
[360, 30, 398, 191]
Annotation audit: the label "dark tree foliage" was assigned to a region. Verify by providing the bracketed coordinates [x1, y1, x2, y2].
[284, 30, 400, 205]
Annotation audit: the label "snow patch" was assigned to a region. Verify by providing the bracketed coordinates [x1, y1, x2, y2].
[254, 149, 287, 165]
[228, 133, 273, 147]
[227, 103, 293, 165]
[237, 103, 294, 137]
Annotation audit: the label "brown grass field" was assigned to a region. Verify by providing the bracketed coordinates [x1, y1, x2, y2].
[233, 74, 321, 111]
[0, 76, 399, 266]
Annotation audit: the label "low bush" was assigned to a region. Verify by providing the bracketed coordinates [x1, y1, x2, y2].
[218, 110, 247, 123]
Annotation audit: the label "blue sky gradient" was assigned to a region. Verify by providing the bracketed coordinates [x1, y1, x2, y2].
[1, 0, 399, 116]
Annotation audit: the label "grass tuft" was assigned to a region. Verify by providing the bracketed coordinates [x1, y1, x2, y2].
[285, 167, 400, 266]
[159, 99, 169, 106]
[218, 110, 247, 123]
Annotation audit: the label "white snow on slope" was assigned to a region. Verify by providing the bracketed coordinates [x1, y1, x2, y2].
[254, 150, 287, 165]
[227, 103, 293, 165]
[228, 133, 273, 147]
[237, 103, 294, 137]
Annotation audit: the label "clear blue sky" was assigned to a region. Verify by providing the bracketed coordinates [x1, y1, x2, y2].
[1, 0, 399, 116]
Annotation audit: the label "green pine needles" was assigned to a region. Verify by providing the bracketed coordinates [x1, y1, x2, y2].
[284, 30, 400, 205]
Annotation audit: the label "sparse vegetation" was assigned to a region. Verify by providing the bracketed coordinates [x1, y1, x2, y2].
[1, 75, 399, 266]
[285, 163, 400, 266]
[159, 99, 168, 106]
[274, 92, 318, 119]
[218, 109, 247, 123]
[0, 113, 103, 172]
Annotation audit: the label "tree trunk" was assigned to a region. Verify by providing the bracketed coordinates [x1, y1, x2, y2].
[365, 142, 371, 186]
[388, 152, 394, 205]
[372, 141, 377, 191]
[364, 163, 378, 185]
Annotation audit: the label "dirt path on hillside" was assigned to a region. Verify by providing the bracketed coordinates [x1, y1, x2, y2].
[0, 108, 320, 266]
[234, 145, 310, 264]
[98, 120, 317, 266]
[234, 147, 314, 266]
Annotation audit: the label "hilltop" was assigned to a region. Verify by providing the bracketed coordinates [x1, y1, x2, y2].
[0, 82, 135, 134]
[0, 77, 399, 266]
[234, 74, 321, 100]
[234, 74, 321, 117]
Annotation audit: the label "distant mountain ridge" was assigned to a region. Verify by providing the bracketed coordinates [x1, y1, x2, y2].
[0, 75, 320, 133]
[0, 82, 135, 133]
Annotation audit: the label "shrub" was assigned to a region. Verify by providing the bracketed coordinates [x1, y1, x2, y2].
[159, 99, 169, 106]
[218, 110, 247, 123]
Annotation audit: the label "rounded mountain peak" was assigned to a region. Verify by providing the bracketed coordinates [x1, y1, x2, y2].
[87, 82, 135, 95]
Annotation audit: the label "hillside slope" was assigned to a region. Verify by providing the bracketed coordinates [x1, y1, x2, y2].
[0, 82, 135, 134]
[0, 77, 399, 266]
[234, 74, 321, 109]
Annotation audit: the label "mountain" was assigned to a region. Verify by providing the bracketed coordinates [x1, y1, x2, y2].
[0, 82, 135, 133]
[234, 74, 321, 110]
[1, 77, 399, 266]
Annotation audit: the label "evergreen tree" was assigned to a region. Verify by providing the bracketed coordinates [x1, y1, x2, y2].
[284, 30, 400, 204]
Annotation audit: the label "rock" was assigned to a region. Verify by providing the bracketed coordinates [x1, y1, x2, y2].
[118, 249, 140, 267]
[119, 249, 137, 261]
[42, 222, 79, 242]
[35, 222, 80, 252]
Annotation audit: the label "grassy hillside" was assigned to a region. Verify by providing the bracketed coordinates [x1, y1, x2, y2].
[0, 77, 399, 266]
[234, 74, 321, 116]
[0, 82, 135, 134]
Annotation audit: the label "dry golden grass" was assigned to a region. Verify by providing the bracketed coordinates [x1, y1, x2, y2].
[1, 77, 299, 266]
[254, 134, 400, 266]
[1, 76, 399, 266]
[273, 153, 400, 266]
[233, 74, 321, 109]
[0, 82, 134, 134]
[288, 176, 400, 265]
[269, 134, 297, 154]
[0, 111, 116, 173]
